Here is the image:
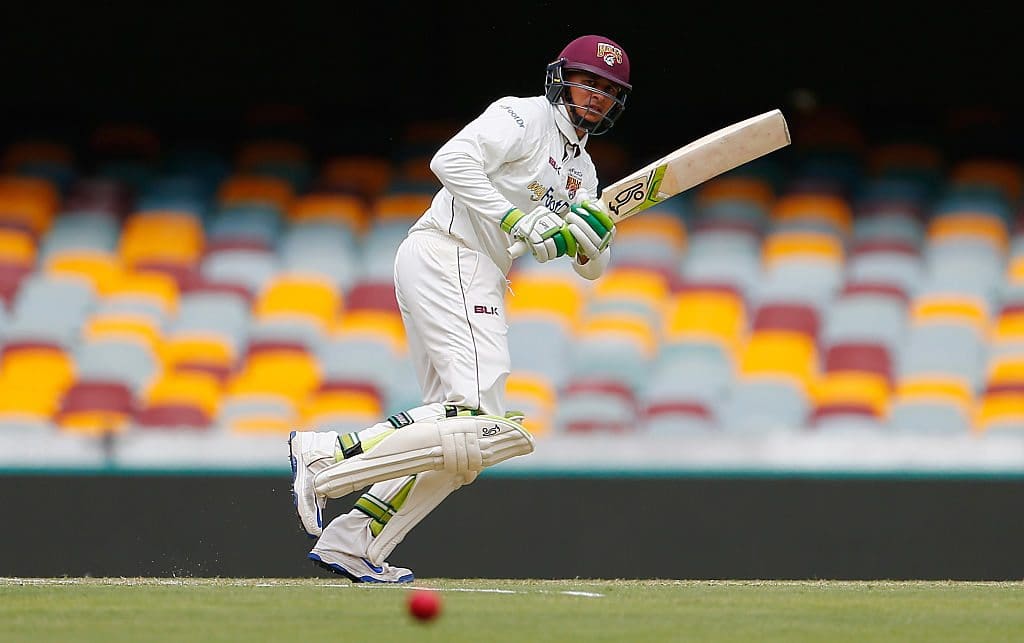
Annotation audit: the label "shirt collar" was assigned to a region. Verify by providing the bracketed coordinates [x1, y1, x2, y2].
[552, 102, 588, 148]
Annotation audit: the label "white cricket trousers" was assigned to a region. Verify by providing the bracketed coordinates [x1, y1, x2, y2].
[314, 229, 511, 562]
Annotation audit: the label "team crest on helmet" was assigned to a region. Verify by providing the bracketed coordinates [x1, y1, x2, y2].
[596, 42, 623, 67]
[566, 175, 581, 200]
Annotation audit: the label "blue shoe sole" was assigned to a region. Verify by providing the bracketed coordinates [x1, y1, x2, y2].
[308, 553, 415, 583]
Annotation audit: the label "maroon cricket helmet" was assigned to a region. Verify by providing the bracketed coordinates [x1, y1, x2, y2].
[557, 35, 632, 90]
[545, 35, 632, 136]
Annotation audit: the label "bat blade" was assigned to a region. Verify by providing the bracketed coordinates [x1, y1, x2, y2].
[508, 109, 791, 258]
[600, 109, 791, 222]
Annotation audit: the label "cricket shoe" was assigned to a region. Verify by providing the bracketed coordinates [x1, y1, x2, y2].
[288, 430, 339, 538]
[308, 548, 415, 583]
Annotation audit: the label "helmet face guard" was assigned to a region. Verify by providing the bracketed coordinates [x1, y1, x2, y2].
[545, 59, 629, 136]
[544, 36, 631, 136]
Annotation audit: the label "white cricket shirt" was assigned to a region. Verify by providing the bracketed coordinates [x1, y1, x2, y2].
[410, 95, 600, 275]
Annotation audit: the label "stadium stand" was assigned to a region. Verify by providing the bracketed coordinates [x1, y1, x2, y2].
[2, 109, 1024, 453]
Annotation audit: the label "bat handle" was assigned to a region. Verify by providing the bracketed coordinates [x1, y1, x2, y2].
[507, 239, 529, 259]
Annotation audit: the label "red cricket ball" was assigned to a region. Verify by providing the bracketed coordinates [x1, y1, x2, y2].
[407, 589, 442, 622]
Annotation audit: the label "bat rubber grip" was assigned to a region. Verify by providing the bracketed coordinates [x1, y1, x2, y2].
[508, 239, 528, 259]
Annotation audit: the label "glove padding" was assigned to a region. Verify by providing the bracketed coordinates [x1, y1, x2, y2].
[501, 206, 577, 263]
[565, 200, 616, 261]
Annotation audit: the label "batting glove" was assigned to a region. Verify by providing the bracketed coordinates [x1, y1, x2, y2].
[564, 200, 615, 261]
[501, 205, 577, 263]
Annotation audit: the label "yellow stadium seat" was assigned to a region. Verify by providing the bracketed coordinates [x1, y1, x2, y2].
[0, 346, 76, 418]
[506, 274, 585, 328]
[663, 290, 746, 354]
[229, 414, 297, 433]
[771, 194, 853, 234]
[893, 375, 973, 408]
[614, 212, 687, 254]
[333, 310, 408, 354]
[227, 351, 322, 404]
[0, 228, 36, 266]
[592, 266, 670, 312]
[301, 389, 382, 425]
[578, 312, 658, 359]
[984, 354, 1024, 386]
[990, 310, 1024, 341]
[1007, 256, 1024, 285]
[0, 383, 63, 419]
[973, 392, 1024, 433]
[45, 250, 122, 295]
[159, 332, 236, 370]
[811, 372, 890, 418]
[372, 193, 433, 221]
[56, 409, 131, 435]
[82, 312, 162, 349]
[738, 330, 818, 388]
[927, 212, 1008, 251]
[762, 230, 844, 268]
[696, 175, 776, 210]
[254, 273, 342, 331]
[143, 371, 222, 419]
[318, 155, 395, 199]
[505, 371, 557, 436]
[119, 210, 204, 268]
[105, 270, 180, 318]
[909, 294, 988, 332]
[288, 193, 369, 232]
[0, 176, 59, 235]
[218, 174, 294, 212]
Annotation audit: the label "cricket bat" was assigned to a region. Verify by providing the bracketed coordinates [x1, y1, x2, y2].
[508, 108, 791, 258]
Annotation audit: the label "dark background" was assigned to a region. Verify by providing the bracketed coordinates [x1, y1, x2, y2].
[2, 2, 1021, 166]
[3, 474, 1023, 580]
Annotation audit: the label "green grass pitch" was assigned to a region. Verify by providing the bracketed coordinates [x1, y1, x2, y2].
[2, 578, 1023, 642]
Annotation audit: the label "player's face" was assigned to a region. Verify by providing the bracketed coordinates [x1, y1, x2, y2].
[565, 71, 622, 123]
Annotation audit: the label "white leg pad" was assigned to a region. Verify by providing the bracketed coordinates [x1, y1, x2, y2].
[313, 415, 534, 499]
[365, 469, 473, 565]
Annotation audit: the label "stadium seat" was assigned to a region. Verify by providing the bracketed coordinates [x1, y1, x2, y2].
[5, 274, 96, 347]
[607, 210, 686, 273]
[0, 342, 76, 423]
[39, 211, 120, 260]
[845, 239, 924, 296]
[641, 400, 718, 435]
[820, 284, 908, 356]
[556, 379, 638, 433]
[136, 371, 221, 429]
[206, 204, 283, 247]
[567, 311, 657, 393]
[288, 192, 369, 236]
[217, 174, 294, 215]
[199, 243, 280, 295]
[253, 272, 341, 335]
[508, 316, 572, 389]
[73, 337, 160, 394]
[0, 175, 60, 236]
[720, 376, 809, 433]
[504, 371, 557, 437]
[299, 380, 383, 431]
[55, 380, 135, 435]
[887, 375, 973, 434]
[317, 155, 395, 201]
[278, 220, 361, 292]
[119, 210, 204, 272]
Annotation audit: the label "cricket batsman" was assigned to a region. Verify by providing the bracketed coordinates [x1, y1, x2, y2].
[288, 34, 632, 582]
